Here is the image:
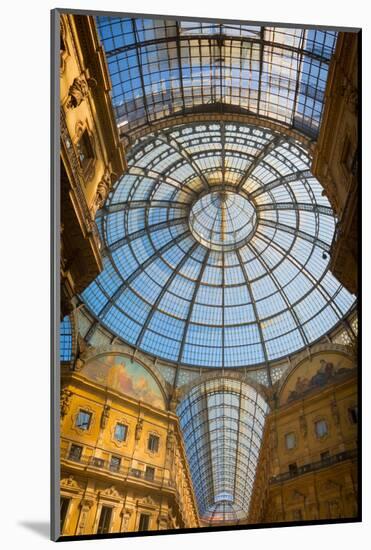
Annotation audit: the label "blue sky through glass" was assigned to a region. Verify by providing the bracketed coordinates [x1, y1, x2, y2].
[81, 121, 355, 369]
[96, 17, 336, 138]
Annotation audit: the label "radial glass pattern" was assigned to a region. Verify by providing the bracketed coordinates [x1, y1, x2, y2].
[97, 16, 337, 138]
[81, 121, 355, 369]
[177, 379, 269, 523]
[189, 191, 257, 251]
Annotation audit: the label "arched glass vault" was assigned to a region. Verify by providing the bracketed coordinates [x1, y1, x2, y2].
[177, 379, 269, 523]
[97, 16, 336, 139]
[81, 121, 355, 369]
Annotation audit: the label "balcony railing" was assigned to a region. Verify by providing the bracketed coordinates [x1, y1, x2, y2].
[269, 449, 357, 484]
[62, 448, 174, 487]
[60, 108, 102, 251]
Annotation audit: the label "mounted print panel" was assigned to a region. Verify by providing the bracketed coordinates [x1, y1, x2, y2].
[52, 7, 360, 542]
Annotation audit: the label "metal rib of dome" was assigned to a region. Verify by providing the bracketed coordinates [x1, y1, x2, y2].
[81, 121, 355, 369]
[177, 379, 269, 523]
[97, 17, 337, 138]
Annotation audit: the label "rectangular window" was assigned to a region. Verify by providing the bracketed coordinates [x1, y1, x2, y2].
[97, 506, 112, 535]
[77, 130, 95, 176]
[114, 423, 128, 442]
[148, 434, 159, 452]
[75, 410, 92, 430]
[110, 456, 121, 472]
[320, 450, 330, 461]
[348, 406, 358, 424]
[285, 432, 296, 450]
[145, 466, 155, 480]
[68, 444, 82, 462]
[315, 419, 328, 438]
[138, 513, 150, 531]
[60, 497, 70, 533]
[91, 457, 104, 468]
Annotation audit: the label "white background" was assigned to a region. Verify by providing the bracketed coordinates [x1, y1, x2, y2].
[0, 0, 368, 548]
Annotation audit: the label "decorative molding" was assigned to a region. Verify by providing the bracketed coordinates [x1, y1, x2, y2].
[110, 418, 130, 449]
[100, 404, 110, 429]
[135, 419, 143, 442]
[60, 108, 102, 250]
[91, 166, 113, 218]
[99, 485, 121, 499]
[60, 16, 70, 75]
[71, 403, 96, 435]
[178, 370, 270, 404]
[66, 74, 97, 110]
[61, 475, 81, 489]
[124, 112, 315, 155]
[60, 388, 72, 419]
[136, 495, 157, 509]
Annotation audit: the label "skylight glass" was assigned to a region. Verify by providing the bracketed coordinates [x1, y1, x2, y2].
[60, 315, 73, 362]
[97, 17, 336, 138]
[81, 121, 355, 369]
[177, 379, 269, 523]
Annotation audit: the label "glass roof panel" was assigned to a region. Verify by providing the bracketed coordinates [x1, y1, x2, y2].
[60, 315, 73, 362]
[97, 17, 336, 138]
[81, 121, 355, 369]
[177, 379, 269, 523]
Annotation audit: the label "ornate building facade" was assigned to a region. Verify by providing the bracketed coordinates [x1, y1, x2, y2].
[60, 350, 199, 536]
[60, 14, 126, 317]
[249, 346, 358, 523]
[312, 33, 358, 294]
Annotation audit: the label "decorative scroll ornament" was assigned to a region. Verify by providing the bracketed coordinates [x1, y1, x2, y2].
[299, 414, 308, 437]
[100, 485, 120, 498]
[61, 475, 80, 488]
[166, 427, 176, 453]
[101, 404, 110, 429]
[66, 75, 97, 109]
[331, 399, 340, 425]
[91, 168, 112, 217]
[135, 418, 143, 441]
[60, 388, 72, 419]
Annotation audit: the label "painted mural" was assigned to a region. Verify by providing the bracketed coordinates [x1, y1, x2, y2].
[280, 352, 355, 405]
[81, 354, 165, 409]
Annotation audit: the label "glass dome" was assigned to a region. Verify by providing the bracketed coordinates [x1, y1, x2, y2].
[82, 121, 355, 369]
[189, 190, 257, 251]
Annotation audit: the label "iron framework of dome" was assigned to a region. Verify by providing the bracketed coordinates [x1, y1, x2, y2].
[81, 121, 355, 369]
